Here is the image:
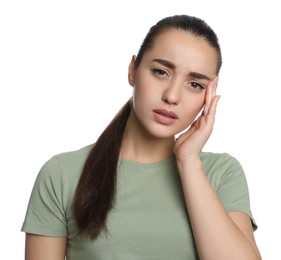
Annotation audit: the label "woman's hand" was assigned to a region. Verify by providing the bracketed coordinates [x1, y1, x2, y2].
[174, 77, 220, 163]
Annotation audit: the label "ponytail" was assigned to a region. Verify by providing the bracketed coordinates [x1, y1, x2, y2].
[74, 99, 132, 239]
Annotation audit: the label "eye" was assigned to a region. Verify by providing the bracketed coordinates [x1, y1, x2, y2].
[151, 68, 169, 78]
[189, 81, 205, 90]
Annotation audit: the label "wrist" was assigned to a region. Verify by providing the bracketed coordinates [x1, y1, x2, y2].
[176, 156, 202, 176]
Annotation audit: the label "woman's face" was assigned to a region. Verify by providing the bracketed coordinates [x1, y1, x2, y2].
[128, 29, 218, 139]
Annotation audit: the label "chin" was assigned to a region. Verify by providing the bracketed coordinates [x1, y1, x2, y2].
[147, 127, 178, 140]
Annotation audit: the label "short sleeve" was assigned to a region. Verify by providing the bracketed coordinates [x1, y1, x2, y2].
[216, 154, 257, 231]
[21, 156, 68, 237]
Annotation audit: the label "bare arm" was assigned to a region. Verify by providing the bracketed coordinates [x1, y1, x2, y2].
[179, 160, 261, 260]
[25, 233, 67, 260]
[174, 78, 261, 259]
[229, 212, 261, 258]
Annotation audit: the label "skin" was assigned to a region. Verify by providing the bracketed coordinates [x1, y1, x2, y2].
[124, 29, 262, 259]
[123, 30, 218, 162]
[25, 29, 262, 259]
[25, 234, 66, 260]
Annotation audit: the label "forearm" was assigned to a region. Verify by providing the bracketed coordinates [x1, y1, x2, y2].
[178, 158, 261, 260]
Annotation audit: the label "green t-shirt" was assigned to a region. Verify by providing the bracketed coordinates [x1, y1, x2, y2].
[21, 144, 257, 260]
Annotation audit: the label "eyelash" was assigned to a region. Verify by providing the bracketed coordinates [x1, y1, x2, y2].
[151, 68, 168, 78]
[189, 81, 205, 90]
[151, 68, 205, 90]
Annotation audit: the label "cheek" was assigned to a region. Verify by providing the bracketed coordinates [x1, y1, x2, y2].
[181, 95, 205, 122]
[184, 94, 204, 112]
[132, 84, 148, 106]
[133, 75, 158, 102]
[132, 79, 152, 112]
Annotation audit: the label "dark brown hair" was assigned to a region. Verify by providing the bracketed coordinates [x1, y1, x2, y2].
[73, 14, 222, 239]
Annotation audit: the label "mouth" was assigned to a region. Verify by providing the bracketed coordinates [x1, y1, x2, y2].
[153, 109, 178, 119]
[152, 109, 178, 125]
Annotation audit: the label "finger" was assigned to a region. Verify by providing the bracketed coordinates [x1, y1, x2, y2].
[176, 123, 196, 146]
[203, 77, 218, 116]
[202, 86, 211, 116]
[212, 77, 219, 96]
[206, 95, 220, 124]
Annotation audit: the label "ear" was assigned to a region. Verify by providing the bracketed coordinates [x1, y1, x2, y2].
[128, 55, 137, 86]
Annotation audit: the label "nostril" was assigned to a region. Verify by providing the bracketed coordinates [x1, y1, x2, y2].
[161, 93, 179, 105]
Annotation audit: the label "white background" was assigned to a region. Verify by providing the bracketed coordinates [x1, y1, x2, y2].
[1, 0, 280, 259]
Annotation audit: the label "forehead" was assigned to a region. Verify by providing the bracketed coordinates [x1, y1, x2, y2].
[144, 29, 218, 75]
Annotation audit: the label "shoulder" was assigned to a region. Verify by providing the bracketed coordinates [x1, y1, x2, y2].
[200, 152, 242, 169]
[200, 152, 245, 183]
[30, 144, 94, 211]
[53, 144, 93, 172]
[37, 144, 93, 184]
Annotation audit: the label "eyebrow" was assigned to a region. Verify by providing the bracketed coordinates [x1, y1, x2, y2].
[189, 72, 211, 81]
[153, 58, 176, 69]
[152, 58, 211, 81]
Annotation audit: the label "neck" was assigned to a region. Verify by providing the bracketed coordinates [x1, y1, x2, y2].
[121, 110, 175, 163]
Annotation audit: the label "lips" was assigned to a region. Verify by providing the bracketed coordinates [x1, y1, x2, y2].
[153, 109, 178, 119]
[152, 109, 178, 125]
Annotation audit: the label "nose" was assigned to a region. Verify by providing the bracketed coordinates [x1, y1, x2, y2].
[161, 78, 181, 105]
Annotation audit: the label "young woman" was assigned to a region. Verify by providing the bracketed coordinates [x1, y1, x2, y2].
[22, 14, 261, 259]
